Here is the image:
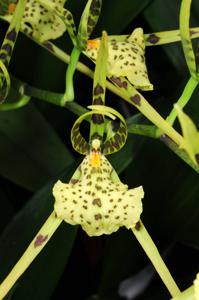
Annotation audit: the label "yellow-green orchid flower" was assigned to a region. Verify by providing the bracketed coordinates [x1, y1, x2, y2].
[53, 139, 144, 236]
[85, 28, 153, 91]
[3, 0, 68, 42]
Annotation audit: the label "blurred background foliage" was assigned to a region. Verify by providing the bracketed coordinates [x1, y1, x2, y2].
[0, 0, 199, 299]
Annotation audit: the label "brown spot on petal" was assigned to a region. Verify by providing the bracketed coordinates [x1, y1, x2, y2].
[195, 154, 199, 164]
[94, 84, 104, 95]
[110, 76, 128, 89]
[146, 34, 160, 44]
[135, 221, 141, 230]
[92, 114, 104, 124]
[70, 178, 79, 184]
[95, 184, 102, 190]
[1, 43, 12, 55]
[6, 29, 17, 42]
[95, 214, 102, 220]
[34, 234, 48, 248]
[92, 198, 102, 207]
[93, 96, 103, 105]
[0, 53, 7, 59]
[43, 41, 54, 52]
[131, 94, 141, 106]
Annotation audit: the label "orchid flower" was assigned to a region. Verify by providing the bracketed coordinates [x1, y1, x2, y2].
[85, 28, 153, 91]
[53, 138, 144, 237]
[1, 0, 75, 42]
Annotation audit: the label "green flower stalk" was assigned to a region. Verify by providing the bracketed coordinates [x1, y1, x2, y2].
[0, 212, 62, 300]
[64, 0, 102, 102]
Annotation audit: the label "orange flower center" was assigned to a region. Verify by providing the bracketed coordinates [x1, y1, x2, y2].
[90, 150, 101, 167]
[87, 39, 100, 49]
[8, 3, 16, 13]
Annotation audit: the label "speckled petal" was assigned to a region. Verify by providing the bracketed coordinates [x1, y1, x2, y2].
[23, 0, 66, 41]
[53, 154, 144, 236]
[4, 0, 67, 42]
[85, 28, 153, 91]
[107, 39, 153, 91]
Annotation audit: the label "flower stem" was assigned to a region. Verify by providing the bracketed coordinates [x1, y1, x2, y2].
[132, 221, 181, 297]
[63, 47, 81, 104]
[107, 27, 199, 46]
[166, 77, 198, 125]
[0, 95, 30, 111]
[12, 76, 88, 115]
[0, 212, 62, 300]
[127, 123, 158, 138]
[179, 0, 197, 78]
[109, 78, 184, 147]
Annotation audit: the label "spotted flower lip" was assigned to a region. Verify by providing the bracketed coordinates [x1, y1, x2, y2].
[85, 28, 153, 91]
[53, 148, 144, 237]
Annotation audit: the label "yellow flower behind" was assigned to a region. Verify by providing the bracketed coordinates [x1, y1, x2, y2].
[4, 0, 67, 42]
[85, 28, 153, 91]
[53, 139, 144, 236]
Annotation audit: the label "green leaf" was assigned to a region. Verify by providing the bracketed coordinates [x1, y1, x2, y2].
[175, 104, 199, 165]
[0, 102, 73, 191]
[77, 0, 102, 50]
[0, 161, 79, 300]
